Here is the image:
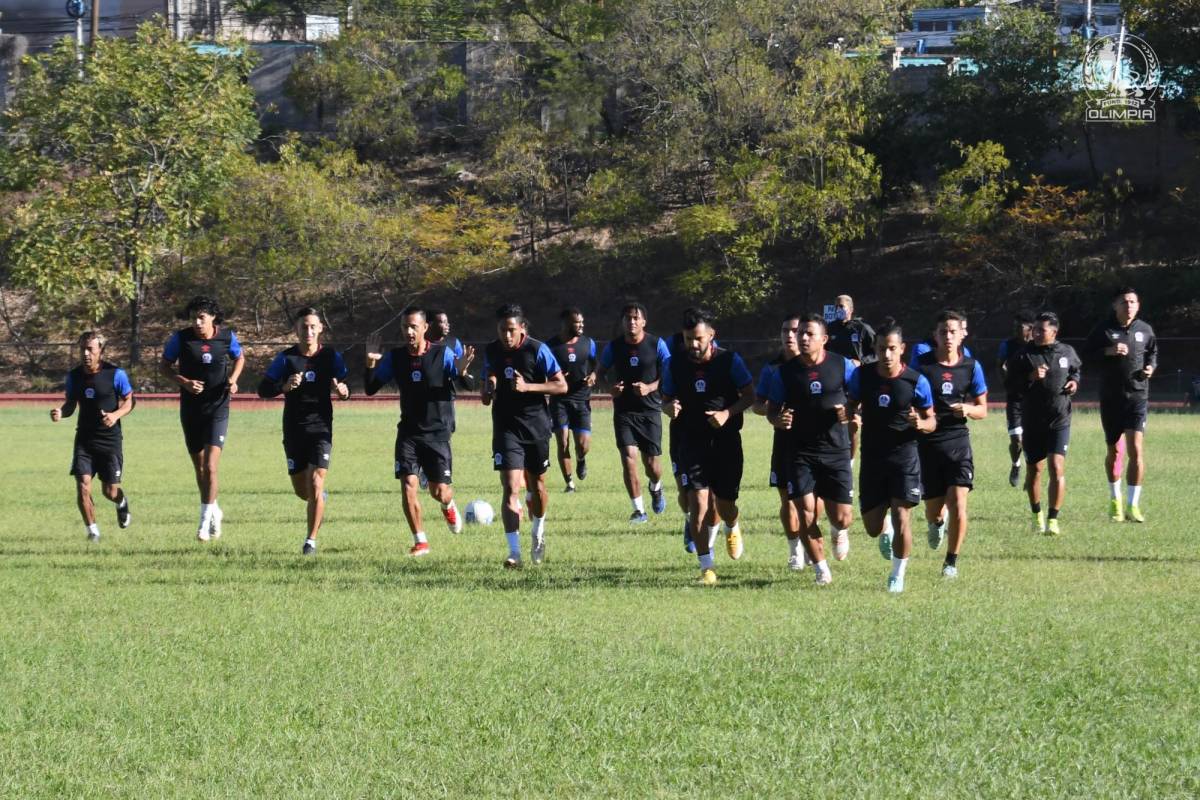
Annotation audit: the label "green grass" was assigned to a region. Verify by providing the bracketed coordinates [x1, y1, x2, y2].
[1, 403, 1199, 798]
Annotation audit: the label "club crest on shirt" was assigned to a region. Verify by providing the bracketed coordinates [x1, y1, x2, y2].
[809, 380, 823, 395]
[629, 355, 640, 367]
[941, 381, 954, 395]
[504, 366, 514, 379]
[201, 353, 213, 364]
[695, 379, 707, 393]
[568, 353, 577, 362]
[411, 370, 423, 382]
[1134, 332, 1144, 342]
[1059, 357, 1069, 368]
[85, 388, 95, 399]
[304, 370, 316, 382]
[878, 394, 892, 407]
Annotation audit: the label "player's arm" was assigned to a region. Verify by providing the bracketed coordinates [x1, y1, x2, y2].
[227, 332, 245, 394]
[1064, 348, 1082, 395]
[107, 371, 135, 423]
[160, 332, 202, 394]
[516, 346, 567, 395]
[956, 363, 989, 420]
[331, 351, 351, 400]
[752, 365, 773, 415]
[258, 353, 293, 398]
[708, 381, 757, 428]
[362, 334, 390, 396]
[51, 374, 76, 422]
[1141, 328, 1157, 379]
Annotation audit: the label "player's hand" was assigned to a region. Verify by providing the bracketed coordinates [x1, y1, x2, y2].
[1035, 364, 1048, 381]
[631, 381, 651, 397]
[459, 345, 475, 371]
[907, 407, 921, 429]
[611, 381, 625, 399]
[951, 402, 967, 419]
[771, 406, 793, 430]
[706, 408, 730, 428]
[333, 377, 350, 400]
[481, 380, 494, 406]
[100, 410, 117, 428]
[365, 333, 384, 364]
[1139, 365, 1155, 380]
[834, 404, 848, 424]
[50, 407, 61, 422]
[1108, 343, 1129, 357]
[1063, 380, 1078, 396]
[512, 373, 528, 393]
[228, 381, 239, 395]
[183, 378, 205, 395]
[849, 413, 861, 436]
[285, 372, 304, 392]
[585, 373, 596, 387]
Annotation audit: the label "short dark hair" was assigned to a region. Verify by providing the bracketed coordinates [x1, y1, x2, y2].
[294, 306, 320, 322]
[1036, 311, 1060, 329]
[560, 306, 582, 321]
[402, 305, 427, 320]
[621, 302, 647, 319]
[1014, 310, 1035, 326]
[781, 311, 805, 323]
[682, 307, 716, 330]
[497, 303, 526, 324]
[1113, 286, 1138, 301]
[181, 295, 223, 324]
[876, 316, 903, 341]
[799, 312, 826, 332]
[429, 308, 448, 319]
[936, 308, 967, 325]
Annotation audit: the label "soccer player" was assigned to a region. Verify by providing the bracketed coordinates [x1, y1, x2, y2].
[257, 308, 350, 555]
[667, 311, 717, 553]
[1085, 287, 1157, 522]
[754, 314, 804, 567]
[1010, 312, 1081, 535]
[482, 304, 567, 568]
[160, 295, 244, 541]
[364, 307, 471, 556]
[428, 309, 475, 389]
[914, 310, 988, 578]
[910, 315, 973, 364]
[826, 294, 875, 469]
[764, 313, 857, 585]
[50, 331, 134, 542]
[599, 303, 672, 524]
[661, 309, 755, 585]
[546, 307, 597, 492]
[847, 323, 937, 593]
[998, 312, 1035, 487]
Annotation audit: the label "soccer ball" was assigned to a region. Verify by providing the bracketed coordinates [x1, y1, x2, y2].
[464, 499, 495, 526]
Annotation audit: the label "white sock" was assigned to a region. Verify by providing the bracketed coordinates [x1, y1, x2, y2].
[1127, 485, 1141, 507]
[788, 537, 802, 558]
[86, 523, 100, 537]
[442, 499, 454, 512]
[632, 495, 645, 513]
[505, 531, 521, 558]
[1013, 459, 1022, 468]
[833, 527, 848, 541]
[199, 502, 214, 528]
[849, 458, 855, 471]
[707, 525, 719, 550]
[813, 559, 828, 575]
[1109, 480, 1122, 500]
[891, 556, 908, 580]
[698, 552, 714, 570]
[882, 514, 895, 537]
[305, 537, 316, 548]
[531, 515, 545, 538]
[649, 480, 663, 492]
[117, 495, 128, 509]
[414, 531, 427, 545]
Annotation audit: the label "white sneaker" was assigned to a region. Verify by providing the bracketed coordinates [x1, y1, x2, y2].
[197, 527, 210, 542]
[532, 532, 546, 565]
[814, 567, 833, 586]
[788, 554, 806, 571]
[834, 529, 850, 561]
[209, 506, 223, 540]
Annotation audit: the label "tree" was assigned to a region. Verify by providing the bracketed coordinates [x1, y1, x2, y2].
[0, 24, 259, 362]
[934, 140, 1018, 240]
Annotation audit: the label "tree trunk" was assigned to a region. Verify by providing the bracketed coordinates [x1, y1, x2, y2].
[128, 252, 143, 365]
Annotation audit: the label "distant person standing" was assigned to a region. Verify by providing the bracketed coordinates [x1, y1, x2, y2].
[599, 303, 672, 524]
[826, 294, 875, 466]
[257, 308, 350, 555]
[50, 331, 134, 542]
[546, 307, 597, 493]
[1011, 313, 1081, 536]
[998, 312, 1035, 487]
[160, 295, 244, 542]
[1085, 288, 1157, 523]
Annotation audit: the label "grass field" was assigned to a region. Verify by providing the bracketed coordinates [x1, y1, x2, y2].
[1, 403, 1199, 798]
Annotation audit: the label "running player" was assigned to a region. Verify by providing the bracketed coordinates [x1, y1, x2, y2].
[365, 307, 471, 556]
[1010, 312, 1081, 535]
[1085, 287, 1157, 523]
[50, 331, 134, 542]
[599, 303, 672, 524]
[763, 313, 857, 586]
[998, 312, 1034, 487]
[428, 309, 475, 389]
[914, 310, 988, 578]
[910, 314, 973, 364]
[661, 309, 755, 585]
[160, 295, 244, 541]
[847, 322, 937, 593]
[257, 308, 350, 555]
[667, 311, 716, 553]
[482, 304, 567, 567]
[754, 314, 803, 567]
[546, 307, 597, 492]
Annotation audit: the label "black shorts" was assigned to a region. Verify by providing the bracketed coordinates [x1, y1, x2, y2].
[550, 396, 592, 434]
[70, 440, 124, 484]
[859, 447, 923, 513]
[1005, 401, 1023, 436]
[919, 438, 974, 499]
[395, 435, 453, 483]
[677, 432, 743, 501]
[493, 429, 550, 474]
[615, 410, 662, 456]
[786, 450, 854, 505]
[181, 403, 229, 454]
[1100, 394, 1148, 445]
[768, 430, 787, 488]
[283, 429, 332, 475]
[1023, 424, 1071, 464]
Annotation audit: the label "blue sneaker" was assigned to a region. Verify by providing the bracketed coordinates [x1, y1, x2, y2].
[877, 530, 893, 561]
[887, 574, 905, 593]
[650, 486, 667, 515]
[629, 511, 649, 525]
[683, 519, 696, 553]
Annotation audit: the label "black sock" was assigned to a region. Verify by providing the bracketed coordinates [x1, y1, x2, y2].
[1048, 508, 1059, 520]
[1031, 502, 1041, 514]
[944, 552, 958, 567]
[116, 490, 127, 507]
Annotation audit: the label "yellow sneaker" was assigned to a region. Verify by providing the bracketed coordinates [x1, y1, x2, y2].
[1127, 504, 1145, 523]
[1031, 510, 1046, 534]
[724, 523, 744, 560]
[1109, 498, 1124, 522]
[698, 568, 718, 586]
[1046, 518, 1061, 536]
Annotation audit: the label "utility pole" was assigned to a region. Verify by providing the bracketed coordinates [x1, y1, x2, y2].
[90, 0, 100, 48]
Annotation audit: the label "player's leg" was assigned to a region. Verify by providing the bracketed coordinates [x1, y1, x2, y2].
[553, 418, 574, 490]
[525, 455, 550, 564]
[887, 500, 914, 592]
[1025, 457, 1046, 533]
[75, 473, 98, 539]
[97, 448, 130, 529]
[573, 424, 591, 481]
[921, 446, 947, 548]
[402, 473, 429, 556]
[1006, 402, 1023, 487]
[643, 451, 667, 515]
[1124, 429, 1145, 522]
[500, 461, 526, 566]
[942, 485, 968, 577]
[426, 440, 460, 534]
[1046, 452, 1067, 534]
[620, 443, 647, 522]
[305, 466, 328, 546]
[689, 482, 719, 584]
[799, 492, 831, 584]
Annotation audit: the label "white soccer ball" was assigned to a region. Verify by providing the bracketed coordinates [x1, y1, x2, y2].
[465, 499, 495, 526]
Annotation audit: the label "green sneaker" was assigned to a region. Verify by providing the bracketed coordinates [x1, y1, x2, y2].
[1127, 504, 1145, 523]
[1031, 510, 1046, 534]
[878, 529, 893, 560]
[1109, 498, 1124, 522]
[1046, 518, 1061, 536]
